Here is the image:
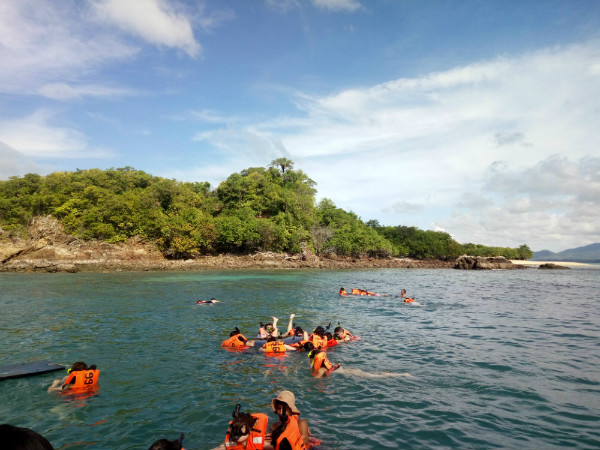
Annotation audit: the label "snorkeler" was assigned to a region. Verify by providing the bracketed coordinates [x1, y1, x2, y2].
[47, 361, 99, 392]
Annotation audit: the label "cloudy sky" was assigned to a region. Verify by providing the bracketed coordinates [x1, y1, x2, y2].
[1, 0, 599, 252]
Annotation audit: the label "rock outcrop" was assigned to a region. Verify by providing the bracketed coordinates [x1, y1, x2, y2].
[538, 263, 570, 270]
[454, 255, 522, 270]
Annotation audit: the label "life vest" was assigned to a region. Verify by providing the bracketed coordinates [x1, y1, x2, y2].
[404, 298, 415, 303]
[222, 334, 248, 348]
[339, 289, 347, 296]
[350, 288, 361, 295]
[326, 338, 338, 347]
[263, 340, 286, 353]
[62, 369, 99, 390]
[275, 415, 306, 450]
[290, 340, 309, 349]
[310, 334, 327, 350]
[311, 352, 333, 372]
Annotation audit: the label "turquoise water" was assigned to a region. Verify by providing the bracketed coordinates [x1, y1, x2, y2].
[1, 268, 599, 450]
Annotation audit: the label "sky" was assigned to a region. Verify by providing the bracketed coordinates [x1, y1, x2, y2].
[1, 0, 600, 253]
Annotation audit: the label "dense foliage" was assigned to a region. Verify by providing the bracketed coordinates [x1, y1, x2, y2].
[0, 161, 533, 260]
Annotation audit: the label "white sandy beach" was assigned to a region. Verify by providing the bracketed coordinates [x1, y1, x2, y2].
[510, 260, 594, 267]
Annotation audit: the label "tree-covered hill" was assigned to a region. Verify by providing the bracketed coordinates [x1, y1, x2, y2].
[0, 160, 532, 260]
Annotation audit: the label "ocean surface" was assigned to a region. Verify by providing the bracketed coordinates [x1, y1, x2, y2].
[1, 267, 599, 450]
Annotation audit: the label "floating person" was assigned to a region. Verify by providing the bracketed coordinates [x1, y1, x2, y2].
[305, 343, 340, 378]
[47, 361, 99, 393]
[308, 326, 328, 350]
[259, 336, 298, 354]
[148, 433, 185, 450]
[0, 424, 54, 450]
[258, 317, 279, 339]
[222, 327, 254, 349]
[333, 324, 355, 341]
[400, 289, 416, 303]
[339, 287, 348, 296]
[197, 298, 220, 304]
[280, 314, 309, 341]
[324, 332, 338, 347]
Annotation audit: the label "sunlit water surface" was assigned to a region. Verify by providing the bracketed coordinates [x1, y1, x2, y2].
[1, 268, 599, 450]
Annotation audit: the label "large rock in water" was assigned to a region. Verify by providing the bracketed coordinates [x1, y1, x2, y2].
[454, 255, 518, 270]
[538, 263, 570, 270]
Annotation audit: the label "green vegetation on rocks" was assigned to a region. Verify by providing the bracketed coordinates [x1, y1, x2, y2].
[0, 162, 532, 260]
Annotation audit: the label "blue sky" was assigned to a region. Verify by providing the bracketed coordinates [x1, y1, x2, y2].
[1, 0, 600, 252]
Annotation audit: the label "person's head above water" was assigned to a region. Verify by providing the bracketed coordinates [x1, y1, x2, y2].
[230, 327, 242, 337]
[0, 424, 54, 450]
[271, 390, 300, 416]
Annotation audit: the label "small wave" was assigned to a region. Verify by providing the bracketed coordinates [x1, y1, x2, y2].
[337, 367, 414, 379]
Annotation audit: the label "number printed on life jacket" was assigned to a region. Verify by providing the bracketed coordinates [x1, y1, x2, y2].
[84, 371, 95, 384]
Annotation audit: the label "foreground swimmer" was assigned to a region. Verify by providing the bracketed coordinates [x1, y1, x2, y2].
[210, 391, 311, 450]
[0, 424, 54, 450]
[47, 361, 99, 392]
[148, 433, 185, 450]
[222, 327, 255, 348]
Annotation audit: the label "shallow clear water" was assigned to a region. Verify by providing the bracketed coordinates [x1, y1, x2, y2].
[1, 267, 599, 450]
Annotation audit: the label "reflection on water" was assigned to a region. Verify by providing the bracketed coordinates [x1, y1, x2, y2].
[0, 268, 599, 450]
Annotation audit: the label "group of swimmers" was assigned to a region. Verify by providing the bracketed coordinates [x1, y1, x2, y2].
[3, 389, 312, 450]
[221, 314, 356, 378]
[338, 287, 416, 303]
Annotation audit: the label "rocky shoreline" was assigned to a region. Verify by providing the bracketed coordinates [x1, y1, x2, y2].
[0, 216, 524, 273]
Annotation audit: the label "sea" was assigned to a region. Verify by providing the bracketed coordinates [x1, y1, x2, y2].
[1, 267, 599, 450]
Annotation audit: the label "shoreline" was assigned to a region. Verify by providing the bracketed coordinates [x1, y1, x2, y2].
[510, 260, 596, 267]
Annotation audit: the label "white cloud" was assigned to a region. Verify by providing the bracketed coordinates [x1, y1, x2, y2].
[312, 0, 361, 12]
[194, 40, 600, 251]
[90, 0, 201, 57]
[38, 83, 139, 100]
[0, 0, 138, 94]
[0, 110, 114, 159]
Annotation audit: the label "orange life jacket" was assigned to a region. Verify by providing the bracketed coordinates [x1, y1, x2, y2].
[404, 298, 415, 303]
[222, 334, 248, 348]
[310, 334, 327, 350]
[62, 369, 99, 390]
[275, 415, 306, 450]
[263, 341, 286, 353]
[339, 289, 347, 296]
[326, 338, 338, 347]
[351, 288, 361, 295]
[291, 339, 309, 349]
[225, 413, 268, 450]
[311, 352, 333, 372]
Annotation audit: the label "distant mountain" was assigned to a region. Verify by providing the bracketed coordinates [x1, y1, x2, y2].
[531, 243, 600, 263]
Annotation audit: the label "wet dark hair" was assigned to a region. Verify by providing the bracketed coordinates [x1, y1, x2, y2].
[229, 412, 257, 441]
[303, 342, 315, 352]
[266, 336, 276, 342]
[314, 326, 325, 337]
[148, 434, 184, 450]
[294, 326, 304, 337]
[0, 424, 54, 450]
[230, 327, 241, 337]
[334, 326, 342, 333]
[70, 361, 96, 372]
[325, 332, 333, 340]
